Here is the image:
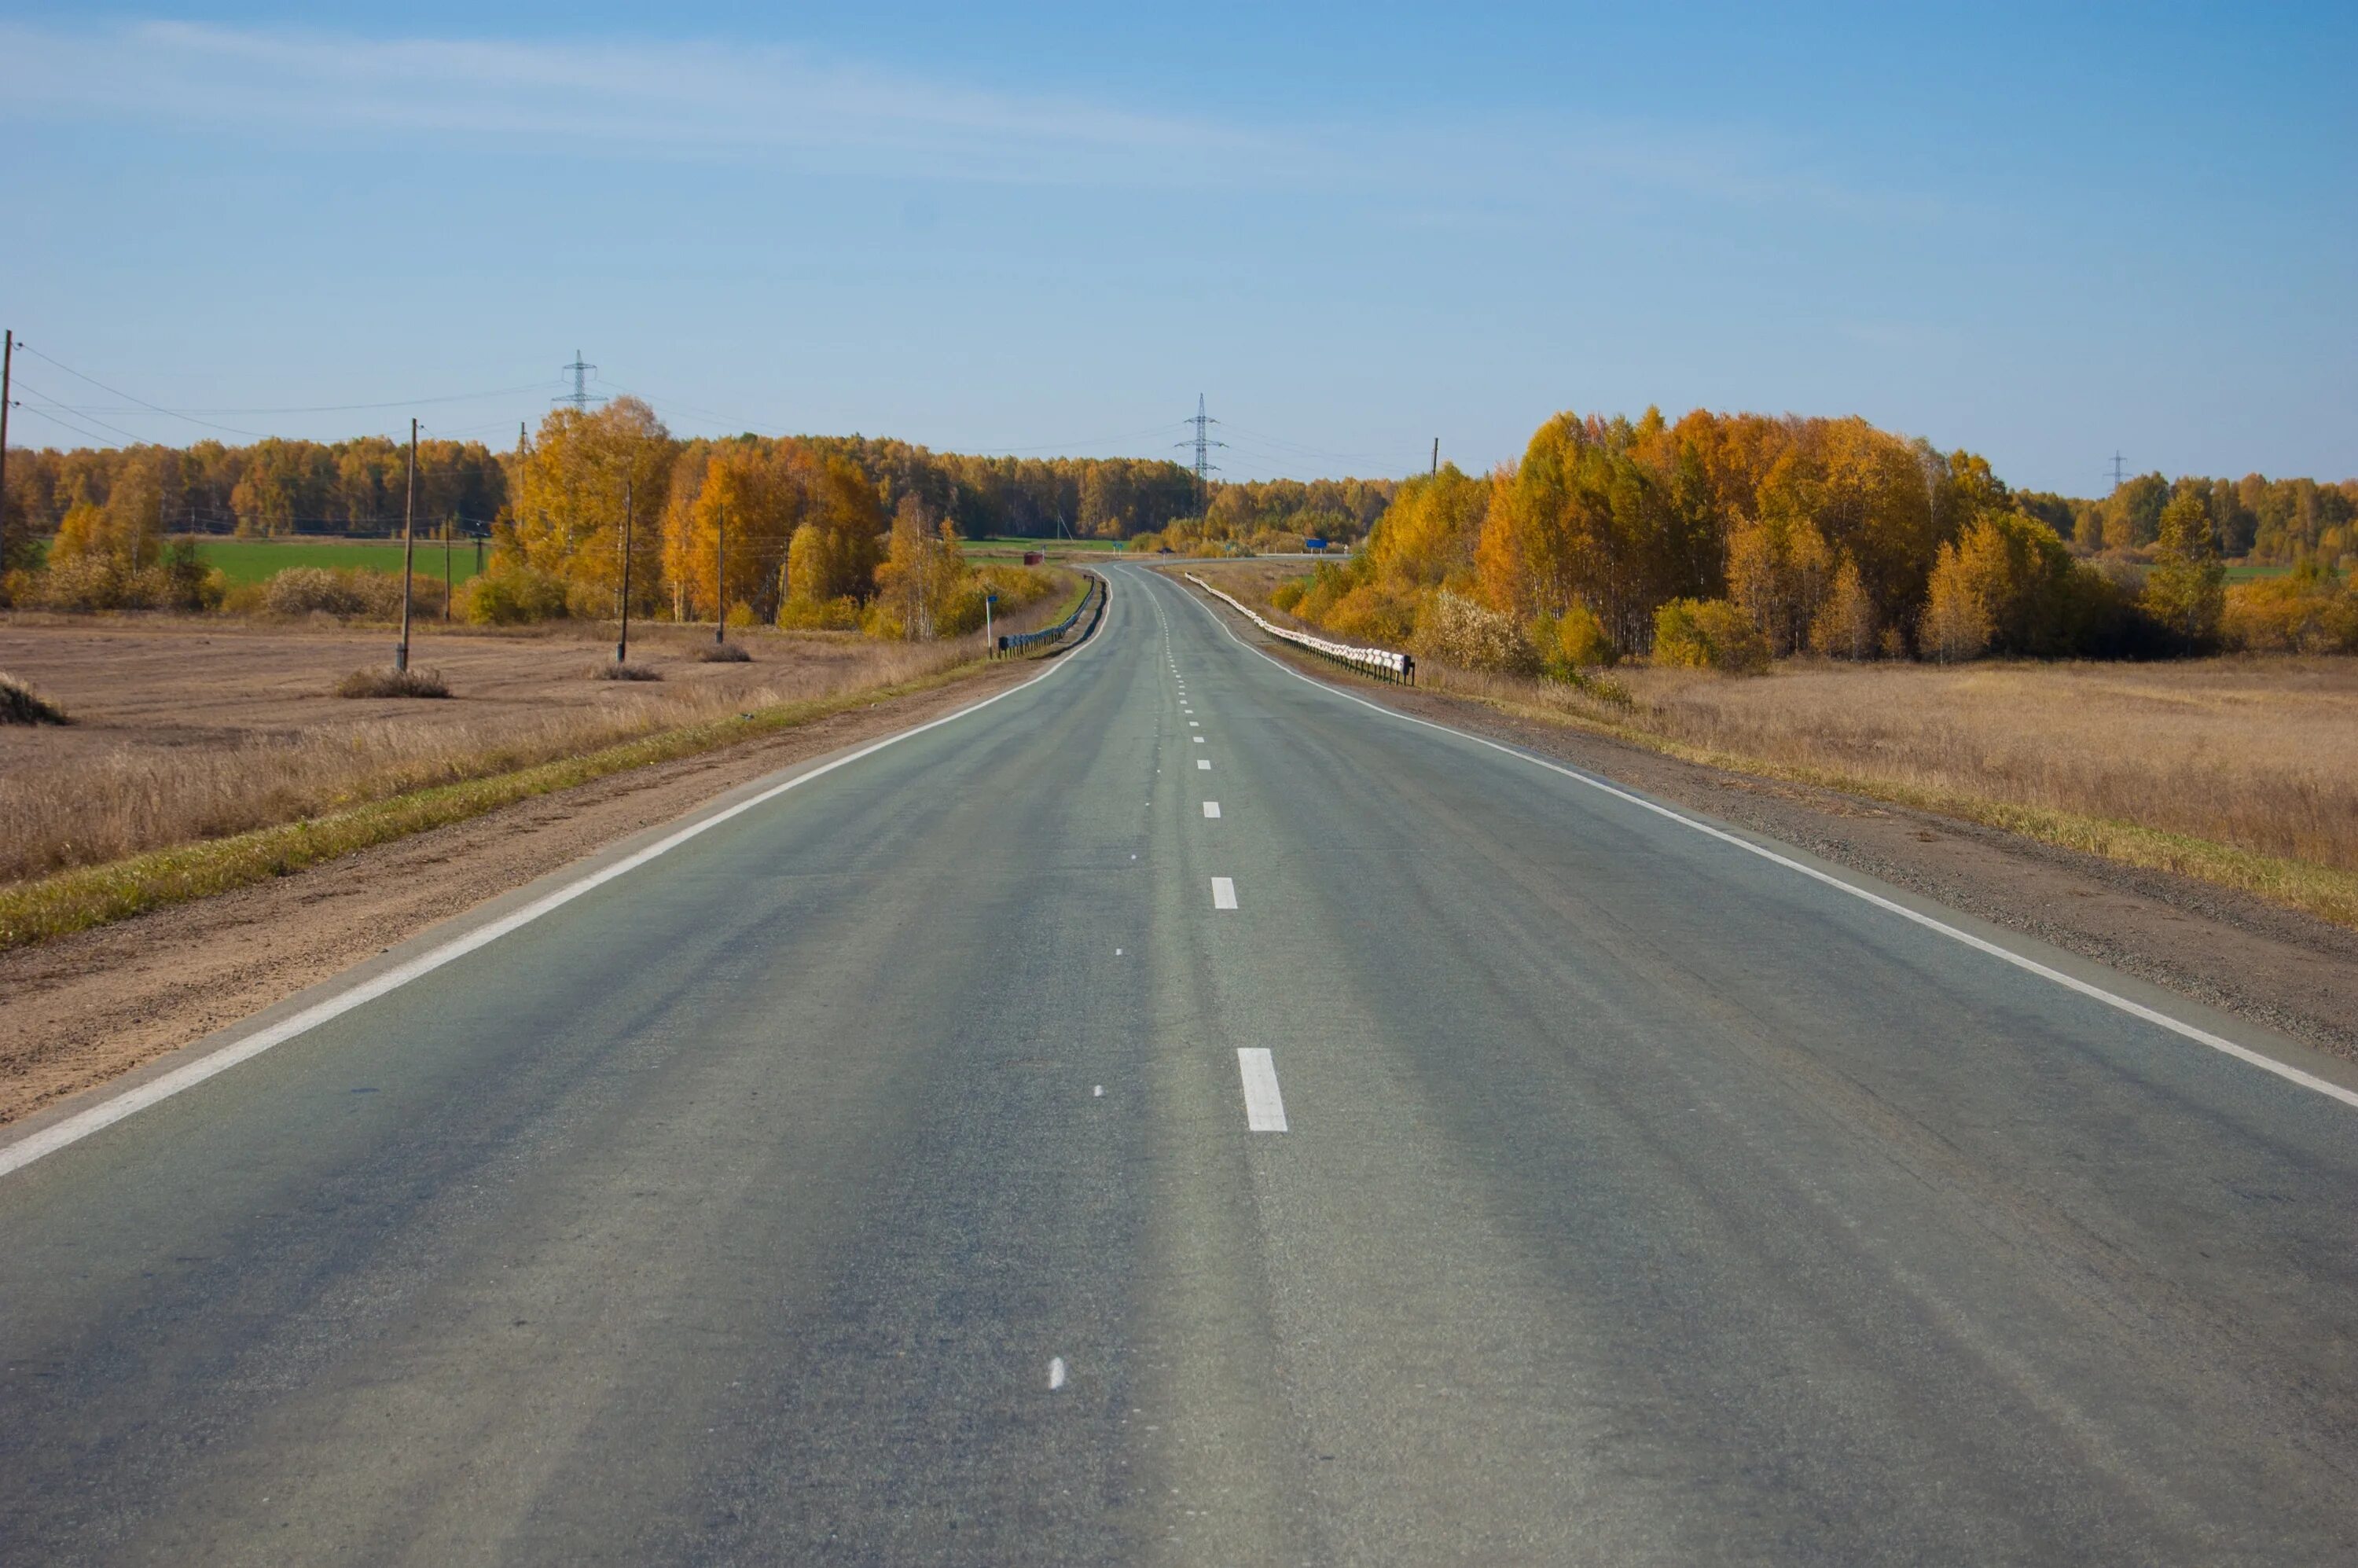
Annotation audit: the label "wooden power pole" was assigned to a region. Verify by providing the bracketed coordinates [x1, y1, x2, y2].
[615, 481, 634, 666]
[397, 417, 417, 672]
[714, 501, 727, 645]
[0, 332, 13, 575]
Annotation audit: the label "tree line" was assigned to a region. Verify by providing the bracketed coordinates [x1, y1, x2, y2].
[1276, 409, 2358, 672]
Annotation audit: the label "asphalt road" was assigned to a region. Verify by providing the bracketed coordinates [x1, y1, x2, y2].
[6, 564, 2358, 1565]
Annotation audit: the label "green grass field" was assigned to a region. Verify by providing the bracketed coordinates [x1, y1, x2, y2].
[2224, 561, 2295, 583]
[968, 536, 1130, 555]
[191, 537, 488, 586]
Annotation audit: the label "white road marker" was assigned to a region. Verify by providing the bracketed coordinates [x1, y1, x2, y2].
[1211, 877, 1238, 909]
[0, 602, 1115, 1181]
[1093, 1085, 1104, 1096]
[1049, 1357, 1069, 1390]
[1162, 567, 2358, 1117]
[1192, 736, 1205, 744]
[1236, 1048, 1289, 1131]
[1188, 721, 1199, 727]
[1197, 759, 1210, 770]
[1203, 801, 1221, 818]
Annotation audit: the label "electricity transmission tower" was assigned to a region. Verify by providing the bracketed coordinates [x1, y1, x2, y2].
[560, 351, 606, 411]
[2109, 452, 2127, 490]
[1176, 394, 1225, 514]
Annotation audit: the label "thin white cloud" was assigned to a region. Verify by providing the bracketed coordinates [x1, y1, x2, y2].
[0, 20, 1283, 184]
[0, 19, 1933, 218]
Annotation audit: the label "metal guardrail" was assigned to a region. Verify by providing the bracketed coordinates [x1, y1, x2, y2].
[1185, 573, 1415, 685]
[998, 571, 1104, 655]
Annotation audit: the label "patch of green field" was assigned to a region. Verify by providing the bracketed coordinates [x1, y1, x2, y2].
[193, 537, 488, 586]
[2224, 562, 2294, 583]
[969, 536, 1129, 553]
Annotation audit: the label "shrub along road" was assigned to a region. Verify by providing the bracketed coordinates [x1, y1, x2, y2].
[2, 566, 2356, 1562]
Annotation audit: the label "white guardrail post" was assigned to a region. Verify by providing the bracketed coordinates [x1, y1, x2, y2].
[1184, 573, 1415, 685]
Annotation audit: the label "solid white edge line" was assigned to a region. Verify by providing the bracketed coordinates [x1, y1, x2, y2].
[1211, 876, 1239, 909]
[1237, 1048, 1289, 1131]
[0, 588, 1118, 1181]
[1146, 564, 2358, 1114]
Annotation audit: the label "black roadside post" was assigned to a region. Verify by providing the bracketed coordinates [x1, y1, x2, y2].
[616, 480, 634, 666]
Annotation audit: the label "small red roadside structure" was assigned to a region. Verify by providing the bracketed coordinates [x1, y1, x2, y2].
[1023, 550, 1045, 565]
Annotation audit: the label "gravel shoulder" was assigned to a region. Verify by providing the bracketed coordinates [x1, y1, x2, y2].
[0, 659, 1043, 1126]
[1221, 611, 2358, 1064]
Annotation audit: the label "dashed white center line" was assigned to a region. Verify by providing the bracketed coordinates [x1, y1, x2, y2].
[1049, 1357, 1069, 1390]
[1197, 759, 1210, 770]
[1188, 721, 1199, 727]
[1236, 1048, 1288, 1132]
[1192, 736, 1205, 744]
[1210, 876, 1238, 909]
[1202, 801, 1221, 817]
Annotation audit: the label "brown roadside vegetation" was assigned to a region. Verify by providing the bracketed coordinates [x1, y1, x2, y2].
[0, 589, 1071, 888]
[1192, 559, 2358, 903]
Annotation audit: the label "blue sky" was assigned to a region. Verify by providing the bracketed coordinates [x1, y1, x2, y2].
[2, 2, 2350, 493]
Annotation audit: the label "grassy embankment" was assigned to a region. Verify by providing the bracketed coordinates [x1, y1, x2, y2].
[0, 575, 1096, 951]
[1190, 563, 2358, 928]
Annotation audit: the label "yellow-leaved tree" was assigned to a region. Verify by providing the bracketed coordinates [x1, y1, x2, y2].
[506, 398, 678, 618]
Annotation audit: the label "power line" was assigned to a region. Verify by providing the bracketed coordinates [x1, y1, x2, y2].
[23, 383, 552, 416]
[11, 378, 152, 445]
[13, 344, 271, 439]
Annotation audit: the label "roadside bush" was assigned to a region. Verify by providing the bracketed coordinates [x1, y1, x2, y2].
[1532, 604, 1617, 675]
[335, 666, 449, 699]
[1652, 597, 1770, 674]
[591, 661, 663, 681]
[778, 594, 863, 631]
[695, 641, 754, 663]
[1, 672, 71, 725]
[264, 566, 405, 620]
[1414, 589, 1538, 674]
[1269, 578, 1308, 614]
[459, 564, 570, 626]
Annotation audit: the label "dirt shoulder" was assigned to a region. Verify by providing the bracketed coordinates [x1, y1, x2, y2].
[0, 659, 1044, 1126]
[1199, 596, 2358, 1064]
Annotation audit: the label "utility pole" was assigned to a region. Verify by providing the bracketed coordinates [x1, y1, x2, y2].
[1431, 437, 1439, 476]
[0, 331, 13, 575]
[397, 418, 417, 672]
[615, 481, 634, 666]
[714, 501, 727, 645]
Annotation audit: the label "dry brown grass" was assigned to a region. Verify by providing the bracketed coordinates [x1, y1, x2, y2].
[590, 661, 664, 681]
[1180, 562, 2358, 921]
[335, 666, 450, 699]
[0, 624, 974, 887]
[2, 672, 70, 725]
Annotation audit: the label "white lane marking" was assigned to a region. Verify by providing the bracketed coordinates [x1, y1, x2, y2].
[1237, 1048, 1289, 1131]
[1211, 876, 1238, 909]
[1192, 736, 1205, 744]
[1155, 567, 2358, 1115]
[1203, 801, 1221, 818]
[1197, 759, 1211, 771]
[1049, 1357, 1069, 1390]
[1093, 1085, 1105, 1096]
[0, 597, 1116, 1181]
[1115, 947, 1123, 955]
[1188, 721, 1199, 727]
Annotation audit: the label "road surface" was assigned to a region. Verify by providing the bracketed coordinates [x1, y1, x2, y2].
[5, 564, 2356, 1564]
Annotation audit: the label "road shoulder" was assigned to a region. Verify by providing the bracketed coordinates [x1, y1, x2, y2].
[1180, 583, 2358, 1066]
[0, 660, 1046, 1127]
